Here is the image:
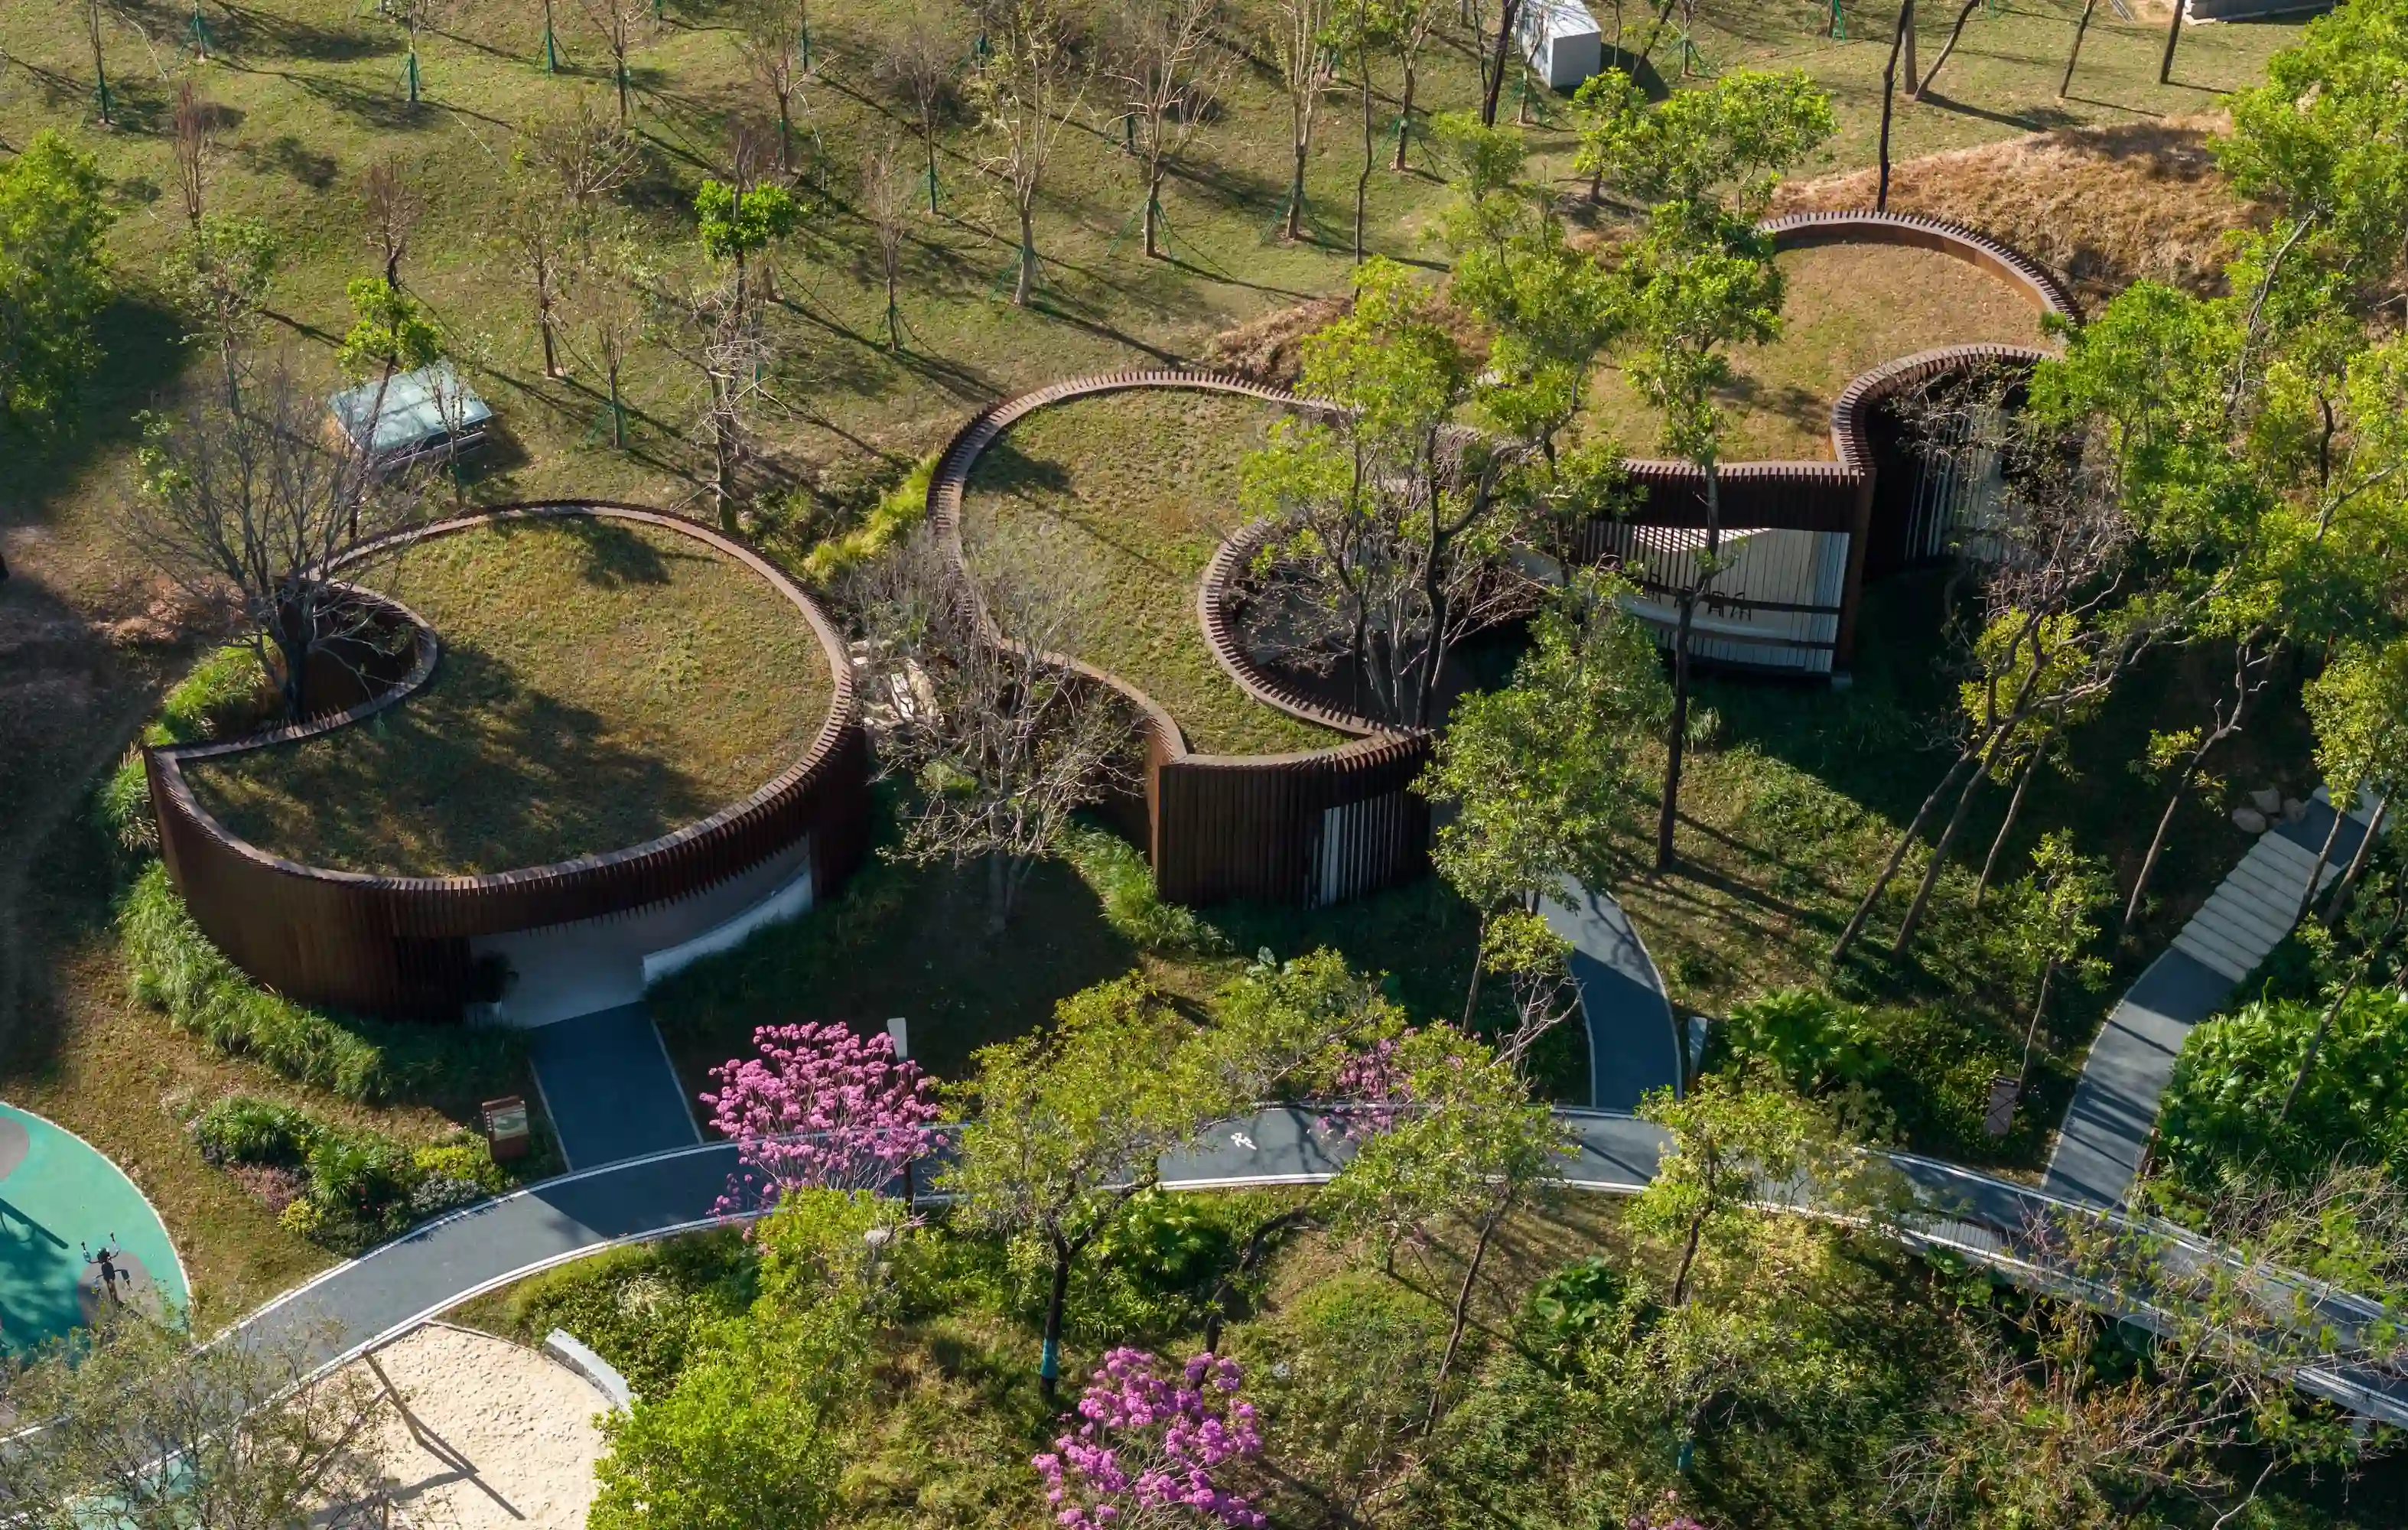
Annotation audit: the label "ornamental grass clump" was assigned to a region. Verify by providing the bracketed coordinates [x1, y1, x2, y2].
[1033, 1347, 1267, 1530]
[700, 1021, 942, 1215]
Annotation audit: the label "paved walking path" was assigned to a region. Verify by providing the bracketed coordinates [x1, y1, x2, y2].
[1541, 876, 1684, 1109]
[526, 1004, 700, 1172]
[2045, 792, 2375, 1207]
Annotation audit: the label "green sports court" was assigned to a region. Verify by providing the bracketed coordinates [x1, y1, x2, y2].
[0, 1103, 188, 1356]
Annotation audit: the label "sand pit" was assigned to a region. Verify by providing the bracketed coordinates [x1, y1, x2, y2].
[346, 1323, 611, 1529]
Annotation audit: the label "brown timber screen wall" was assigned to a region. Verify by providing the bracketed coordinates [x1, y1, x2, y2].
[147, 504, 871, 1018]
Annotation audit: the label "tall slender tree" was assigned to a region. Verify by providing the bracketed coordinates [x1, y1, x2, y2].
[968, 0, 1087, 304]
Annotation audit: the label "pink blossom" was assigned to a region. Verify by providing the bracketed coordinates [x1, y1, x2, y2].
[1031, 1348, 1265, 1530]
[699, 1022, 942, 1216]
[1316, 1034, 1414, 1142]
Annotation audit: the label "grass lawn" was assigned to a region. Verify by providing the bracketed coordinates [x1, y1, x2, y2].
[0, 0, 2320, 1278]
[1588, 241, 2052, 461]
[962, 389, 1343, 756]
[186, 518, 832, 874]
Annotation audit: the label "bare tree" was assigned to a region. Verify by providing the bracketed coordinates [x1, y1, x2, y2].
[360, 157, 425, 289]
[392, 0, 457, 106]
[565, 235, 649, 449]
[1273, 0, 1338, 243]
[879, 11, 959, 216]
[171, 77, 211, 231]
[116, 351, 415, 723]
[503, 161, 573, 377]
[2123, 636, 2276, 935]
[967, 0, 1088, 306]
[851, 529, 1134, 933]
[578, 0, 652, 125]
[521, 93, 642, 239]
[1386, 0, 1443, 172]
[1103, 0, 1230, 261]
[861, 135, 913, 350]
[734, 0, 814, 177]
[664, 273, 773, 532]
[0, 1304, 401, 1530]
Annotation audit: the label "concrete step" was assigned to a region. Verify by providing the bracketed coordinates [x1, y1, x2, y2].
[2194, 885, 2292, 949]
[2225, 852, 2315, 910]
[2174, 923, 2254, 982]
[2183, 899, 2279, 966]
[2251, 832, 2323, 877]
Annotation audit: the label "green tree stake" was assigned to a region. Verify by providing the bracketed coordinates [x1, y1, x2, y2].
[1123, 111, 1135, 150]
[799, 21, 810, 73]
[544, 24, 559, 71]
[406, 49, 419, 104]
[190, 5, 212, 60]
[1829, 0, 1845, 40]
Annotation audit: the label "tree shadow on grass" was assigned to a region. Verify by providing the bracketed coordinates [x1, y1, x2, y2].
[187, 637, 723, 876]
[496, 511, 678, 588]
[210, 0, 393, 63]
[0, 296, 187, 532]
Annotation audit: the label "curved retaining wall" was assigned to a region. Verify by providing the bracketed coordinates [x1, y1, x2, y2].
[929, 213, 2071, 903]
[146, 503, 871, 1018]
[929, 373, 1433, 909]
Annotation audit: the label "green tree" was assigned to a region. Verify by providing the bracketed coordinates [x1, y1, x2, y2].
[1420, 571, 1667, 1020]
[1572, 67, 1834, 233]
[940, 976, 1221, 1399]
[1616, 221, 1786, 871]
[1321, 1023, 1570, 1432]
[0, 131, 114, 435]
[588, 1190, 890, 1530]
[695, 173, 799, 317]
[1631, 1066, 1892, 1308]
[162, 216, 279, 404]
[337, 275, 441, 384]
[1997, 831, 2111, 1099]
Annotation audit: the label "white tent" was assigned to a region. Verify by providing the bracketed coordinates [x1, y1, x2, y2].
[1517, 0, 1605, 93]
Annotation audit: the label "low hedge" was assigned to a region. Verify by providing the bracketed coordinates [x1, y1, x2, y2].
[119, 863, 522, 1106]
[799, 453, 936, 586]
[99, 645, 272, 855]
[194, 1092, 509, 1254]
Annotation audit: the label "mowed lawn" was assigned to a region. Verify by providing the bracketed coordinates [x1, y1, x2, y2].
[1587, 242, 2052, 461]
[187, 517, 832, 874]
[962, 389, 1343, 757]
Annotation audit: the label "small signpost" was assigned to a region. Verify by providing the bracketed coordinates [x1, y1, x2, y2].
[1983, 1073, 2020, 1138]
[484, 1095, 532, 1162]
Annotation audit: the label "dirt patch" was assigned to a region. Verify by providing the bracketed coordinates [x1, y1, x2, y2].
[1772, 116, 2260, 310]
[343, 1322, 609, 1529]
[1196, 294, 1348, 385]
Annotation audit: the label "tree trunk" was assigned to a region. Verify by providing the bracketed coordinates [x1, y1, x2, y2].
[1355, 35, 1372, 262]
[1670, 1206, 1705, 1307]
[1285, 140, 1308, 240]
[886, 262, 901, 348]
[1656, 460, 1723, 871]
[2159, 0, 2184, 86]
[1918, 0, 1984, 98]
[1973, 715, 2058, 909]
[1204, 1209, 1317, 1353]
[539, 298, 560, 379]
[924, 122, 940, 214]
[1040, 1233, 1072, 1402]
[777, 93, 794, 177]
[1902, 0, 1918, 88]
[1144, 169, 1164, 258]
[2293, 806, 2347, 926]
[1394, 61, 1417, 171]
[1876, 1, 1911, 212]
[1834, 744, 1978, 963]
[607, 357, 626, 448]
[1889, 731, 2006, 959]
[1423, 1196, 1506, 1437]
[2016, 956, 2058, 1092]
[2323, 796, 2387, 927]
[1014, 200, 1036, 304]
[615, 50, 631, 125]
[2060, 0, 2099, 98]
[89, 0, 112, 125]
[1481, 0, 1520, 128]
[2124, 757, 2206, 939]
[1461, 910, 1489, 1028]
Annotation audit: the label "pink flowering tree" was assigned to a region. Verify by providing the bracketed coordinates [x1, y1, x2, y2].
[1033, 1349, 1266, 1530]
[1317, 1030, 1415, 1142]
[699, 1022, 942, 1216]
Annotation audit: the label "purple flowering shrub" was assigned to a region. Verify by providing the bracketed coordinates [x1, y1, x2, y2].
[1317, 1031, 1415, 1141]
[700, 1021, 942, 1216]
[1033, 1348, 1267, 1529]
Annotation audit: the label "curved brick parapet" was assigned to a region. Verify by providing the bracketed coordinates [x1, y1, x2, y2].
[145, 503, 871, 1017]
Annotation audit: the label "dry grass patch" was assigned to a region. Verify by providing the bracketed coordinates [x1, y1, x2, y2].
[1772, 116, 2260, 308]
[187, 517, 831, 876]
[1587, 241, 2048, 462]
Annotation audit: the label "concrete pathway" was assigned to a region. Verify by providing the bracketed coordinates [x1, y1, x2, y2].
[2044, 792, 2374, 1208]
[526, 1005, 701, 1173]
[1541, 877, 1684, 1110]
